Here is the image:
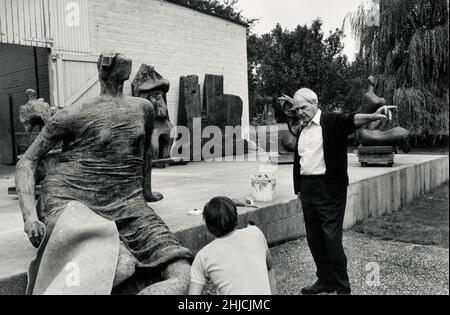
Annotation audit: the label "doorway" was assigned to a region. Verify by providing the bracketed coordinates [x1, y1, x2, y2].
[0, 43, 50, 165]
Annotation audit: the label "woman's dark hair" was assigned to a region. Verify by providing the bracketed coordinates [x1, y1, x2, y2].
[203, 197, 238, 237]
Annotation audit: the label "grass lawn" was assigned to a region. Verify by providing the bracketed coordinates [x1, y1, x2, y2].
[352, 183, 449, 248]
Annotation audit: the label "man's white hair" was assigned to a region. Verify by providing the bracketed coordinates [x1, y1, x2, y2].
[294, 88, 318, 105]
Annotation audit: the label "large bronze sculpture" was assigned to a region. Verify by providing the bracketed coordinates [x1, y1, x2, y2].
[132, 64, 174, 163]
[15, 52, 192, 295]
[356, 76, 411, 153]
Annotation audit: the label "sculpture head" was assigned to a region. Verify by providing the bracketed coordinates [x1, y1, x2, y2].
[20, 89, 52, 132]
[131, 64, 171, 119]
[358, 75, 387, 114]
[97, 52, 132, 84]
[26, 89, 38, 101]
[142, 90, 169, 118]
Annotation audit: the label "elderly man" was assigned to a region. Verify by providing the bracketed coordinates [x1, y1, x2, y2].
[280, 88, 395, 295]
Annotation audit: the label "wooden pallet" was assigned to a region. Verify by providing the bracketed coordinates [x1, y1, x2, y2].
[358, 146, 395, 167]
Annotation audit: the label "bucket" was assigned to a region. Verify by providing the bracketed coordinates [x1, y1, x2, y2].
[251, 174, 276, 202]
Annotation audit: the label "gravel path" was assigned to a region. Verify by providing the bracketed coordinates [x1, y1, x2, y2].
[272, 232, 449, 295]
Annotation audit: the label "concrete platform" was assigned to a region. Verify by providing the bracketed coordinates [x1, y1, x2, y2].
[0, 154, 448, 294]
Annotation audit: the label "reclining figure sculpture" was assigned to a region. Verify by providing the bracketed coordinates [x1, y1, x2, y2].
[15, 52, 192, 295]
[356, 76, 411, 153]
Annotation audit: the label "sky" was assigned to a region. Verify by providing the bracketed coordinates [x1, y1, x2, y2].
[234, 0, 365, 60]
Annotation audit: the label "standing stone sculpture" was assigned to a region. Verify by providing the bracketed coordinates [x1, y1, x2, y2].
[204, 74, 224, 119]
[223, 94, 244, 127]
[16, 52, 192, 295]
[177, 74, 246, 160]
[178, 75, 202, 131]
[132, 64, 174, 161]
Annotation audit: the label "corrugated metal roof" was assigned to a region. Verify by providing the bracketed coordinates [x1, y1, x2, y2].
[0, 0, 90, 54]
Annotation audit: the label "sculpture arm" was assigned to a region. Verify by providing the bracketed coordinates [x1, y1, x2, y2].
[142, 100, 163, 202]
[16, 114, 66, 247]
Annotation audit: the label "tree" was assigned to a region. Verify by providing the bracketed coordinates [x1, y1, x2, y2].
[347, 0, 449, 138]
[165, 0, 254, 25]
[247, 20, 354, 121]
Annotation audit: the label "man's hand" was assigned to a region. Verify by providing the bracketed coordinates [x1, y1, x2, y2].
[373, 105, 397, 121]
[24, 219, 46, 248]
[354, 105, 398, 128]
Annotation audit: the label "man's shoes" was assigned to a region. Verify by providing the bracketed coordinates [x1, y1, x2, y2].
[336, 289, 352, 295]
[301, 281, 335, 295]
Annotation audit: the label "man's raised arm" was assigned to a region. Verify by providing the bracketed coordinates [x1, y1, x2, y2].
[354, 105, 397, 128]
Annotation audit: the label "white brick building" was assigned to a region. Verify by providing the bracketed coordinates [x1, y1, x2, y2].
[0, 0, 249, 164]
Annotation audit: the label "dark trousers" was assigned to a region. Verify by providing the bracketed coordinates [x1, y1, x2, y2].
[299, 175, 351, 293]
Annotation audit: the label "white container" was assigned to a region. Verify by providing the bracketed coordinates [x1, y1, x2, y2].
[251, 174, 276, 202]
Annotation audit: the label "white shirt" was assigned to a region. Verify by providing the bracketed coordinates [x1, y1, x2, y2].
[190, 226, 271, 295]
[298, 109, 327, 175]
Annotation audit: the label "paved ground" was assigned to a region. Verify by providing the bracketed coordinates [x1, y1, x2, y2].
[1, 154, 448, 295]
[271, 232, 449, 295]
[2, 154, 445, 280]
[272, 183, 450, 296]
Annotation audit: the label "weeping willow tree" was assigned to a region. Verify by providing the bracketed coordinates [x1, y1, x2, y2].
[348, 0, 449, 139]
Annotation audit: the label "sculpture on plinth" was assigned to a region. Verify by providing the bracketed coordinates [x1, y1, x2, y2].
[8, 90, 59, 196]
[132, 64, 174, 161]
[19, 89, 56, 133]
[16, 52, 192, 295]
[356, 76, 411, 167]
[15, 89, 58, 156]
